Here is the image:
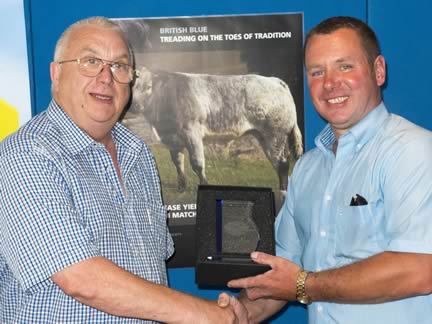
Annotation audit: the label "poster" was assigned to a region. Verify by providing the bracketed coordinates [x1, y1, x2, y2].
[117, 13, 304, 267]
[0, 0, 32, 141]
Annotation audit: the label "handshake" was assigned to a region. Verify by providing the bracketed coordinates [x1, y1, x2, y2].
[216, 292, 250, 324]
[202, 252, 299, 324]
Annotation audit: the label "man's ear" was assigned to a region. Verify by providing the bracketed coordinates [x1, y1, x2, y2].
[374, 55, 386, 86]
[50, 62, 60, 90]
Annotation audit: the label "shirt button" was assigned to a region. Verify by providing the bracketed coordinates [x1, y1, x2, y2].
[325, 194, 332, 201]
[317, 305, 323, 312]
[320, 230, 327, 237]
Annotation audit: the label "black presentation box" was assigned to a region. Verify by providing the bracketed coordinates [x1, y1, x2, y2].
[195, 185, 276, 287]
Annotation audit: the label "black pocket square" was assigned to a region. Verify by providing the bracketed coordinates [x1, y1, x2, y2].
[350, 194, 368, 206]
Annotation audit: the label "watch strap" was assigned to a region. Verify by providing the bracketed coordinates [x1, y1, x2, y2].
[296, 269, 312, 305]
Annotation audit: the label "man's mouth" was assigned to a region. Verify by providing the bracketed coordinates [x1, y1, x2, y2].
[327, 96, 348, 104]
[91, 93, 113, 102]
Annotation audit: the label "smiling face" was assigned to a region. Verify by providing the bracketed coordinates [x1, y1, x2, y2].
[305, 28, 386, 139]
[50, 25, 131, 142]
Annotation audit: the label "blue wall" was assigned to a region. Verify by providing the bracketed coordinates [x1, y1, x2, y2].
[23, 0, 432, 323]
[369, 0, 431, 130]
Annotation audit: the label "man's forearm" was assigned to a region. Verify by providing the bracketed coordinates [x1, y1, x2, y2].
[229, 250, 432, 314]
[305, 251, 432, 304]
[52, 256, 234, 323]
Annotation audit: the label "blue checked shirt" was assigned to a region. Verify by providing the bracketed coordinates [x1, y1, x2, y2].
[276, 103, 432, 324]
[0, 100, 174, 323]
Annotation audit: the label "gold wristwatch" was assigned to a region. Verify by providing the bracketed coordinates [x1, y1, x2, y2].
[296, 270, 312, 305]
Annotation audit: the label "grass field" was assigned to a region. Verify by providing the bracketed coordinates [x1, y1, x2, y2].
[150, 143, 280, 205]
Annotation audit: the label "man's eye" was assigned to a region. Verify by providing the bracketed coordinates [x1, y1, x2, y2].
[112, 62, 128, 71]
[85, 58, 100, 65]
[310, 70, 323, 77]
[340, 64, 352, 71]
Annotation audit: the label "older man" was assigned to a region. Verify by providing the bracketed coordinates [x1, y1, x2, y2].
[0, 16, 243, 323]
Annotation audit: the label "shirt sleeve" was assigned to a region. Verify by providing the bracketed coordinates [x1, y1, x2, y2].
[275, 171, 303, 266]
[0, 148, 99, 292]
[382, 129, 432, 254]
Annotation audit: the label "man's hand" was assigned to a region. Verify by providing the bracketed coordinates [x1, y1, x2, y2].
[227, 252, 301, 301]
[191, 298, 239, 324]
[218, 292, 251, 324]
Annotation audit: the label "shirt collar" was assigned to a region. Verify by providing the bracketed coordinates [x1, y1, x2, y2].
[315, 102, 390, 152]
[47, 99, 143, 155]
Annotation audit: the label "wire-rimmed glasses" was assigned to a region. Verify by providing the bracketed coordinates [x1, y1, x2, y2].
[57, 56, 135, 84]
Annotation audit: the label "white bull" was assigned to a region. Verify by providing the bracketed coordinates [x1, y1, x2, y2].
[131, 67, 303, 192]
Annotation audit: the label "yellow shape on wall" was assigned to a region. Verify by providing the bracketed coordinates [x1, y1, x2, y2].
[0, 99, 19, 141]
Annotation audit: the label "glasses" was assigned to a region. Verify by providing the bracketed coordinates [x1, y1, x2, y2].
[57, 56, 135, 84]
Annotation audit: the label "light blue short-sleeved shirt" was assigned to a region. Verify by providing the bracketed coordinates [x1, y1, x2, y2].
[276, 103, 432, 324]
[0, 100, 174, 323]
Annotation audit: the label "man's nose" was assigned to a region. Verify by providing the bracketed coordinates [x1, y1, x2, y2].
[97, 63, 114, 84]
[323, 71, 340, 91]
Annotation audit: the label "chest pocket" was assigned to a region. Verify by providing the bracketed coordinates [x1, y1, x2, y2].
[69, 172, 126, 250]
[334, 202, 382, 261]
[126, 193, 168, 260]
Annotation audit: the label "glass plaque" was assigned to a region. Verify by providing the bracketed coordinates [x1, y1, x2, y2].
[216, 199, 260, 255]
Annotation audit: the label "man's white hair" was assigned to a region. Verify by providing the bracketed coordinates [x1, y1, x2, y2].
[53, 16, 134, 66]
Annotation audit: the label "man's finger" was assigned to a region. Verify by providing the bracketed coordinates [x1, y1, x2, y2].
[227, 276, 257, 289]
[217, 292, 231, 307]
[251, 251, 275, 267]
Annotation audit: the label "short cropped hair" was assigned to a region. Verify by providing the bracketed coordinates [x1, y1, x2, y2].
[304, 16, 381, 67]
